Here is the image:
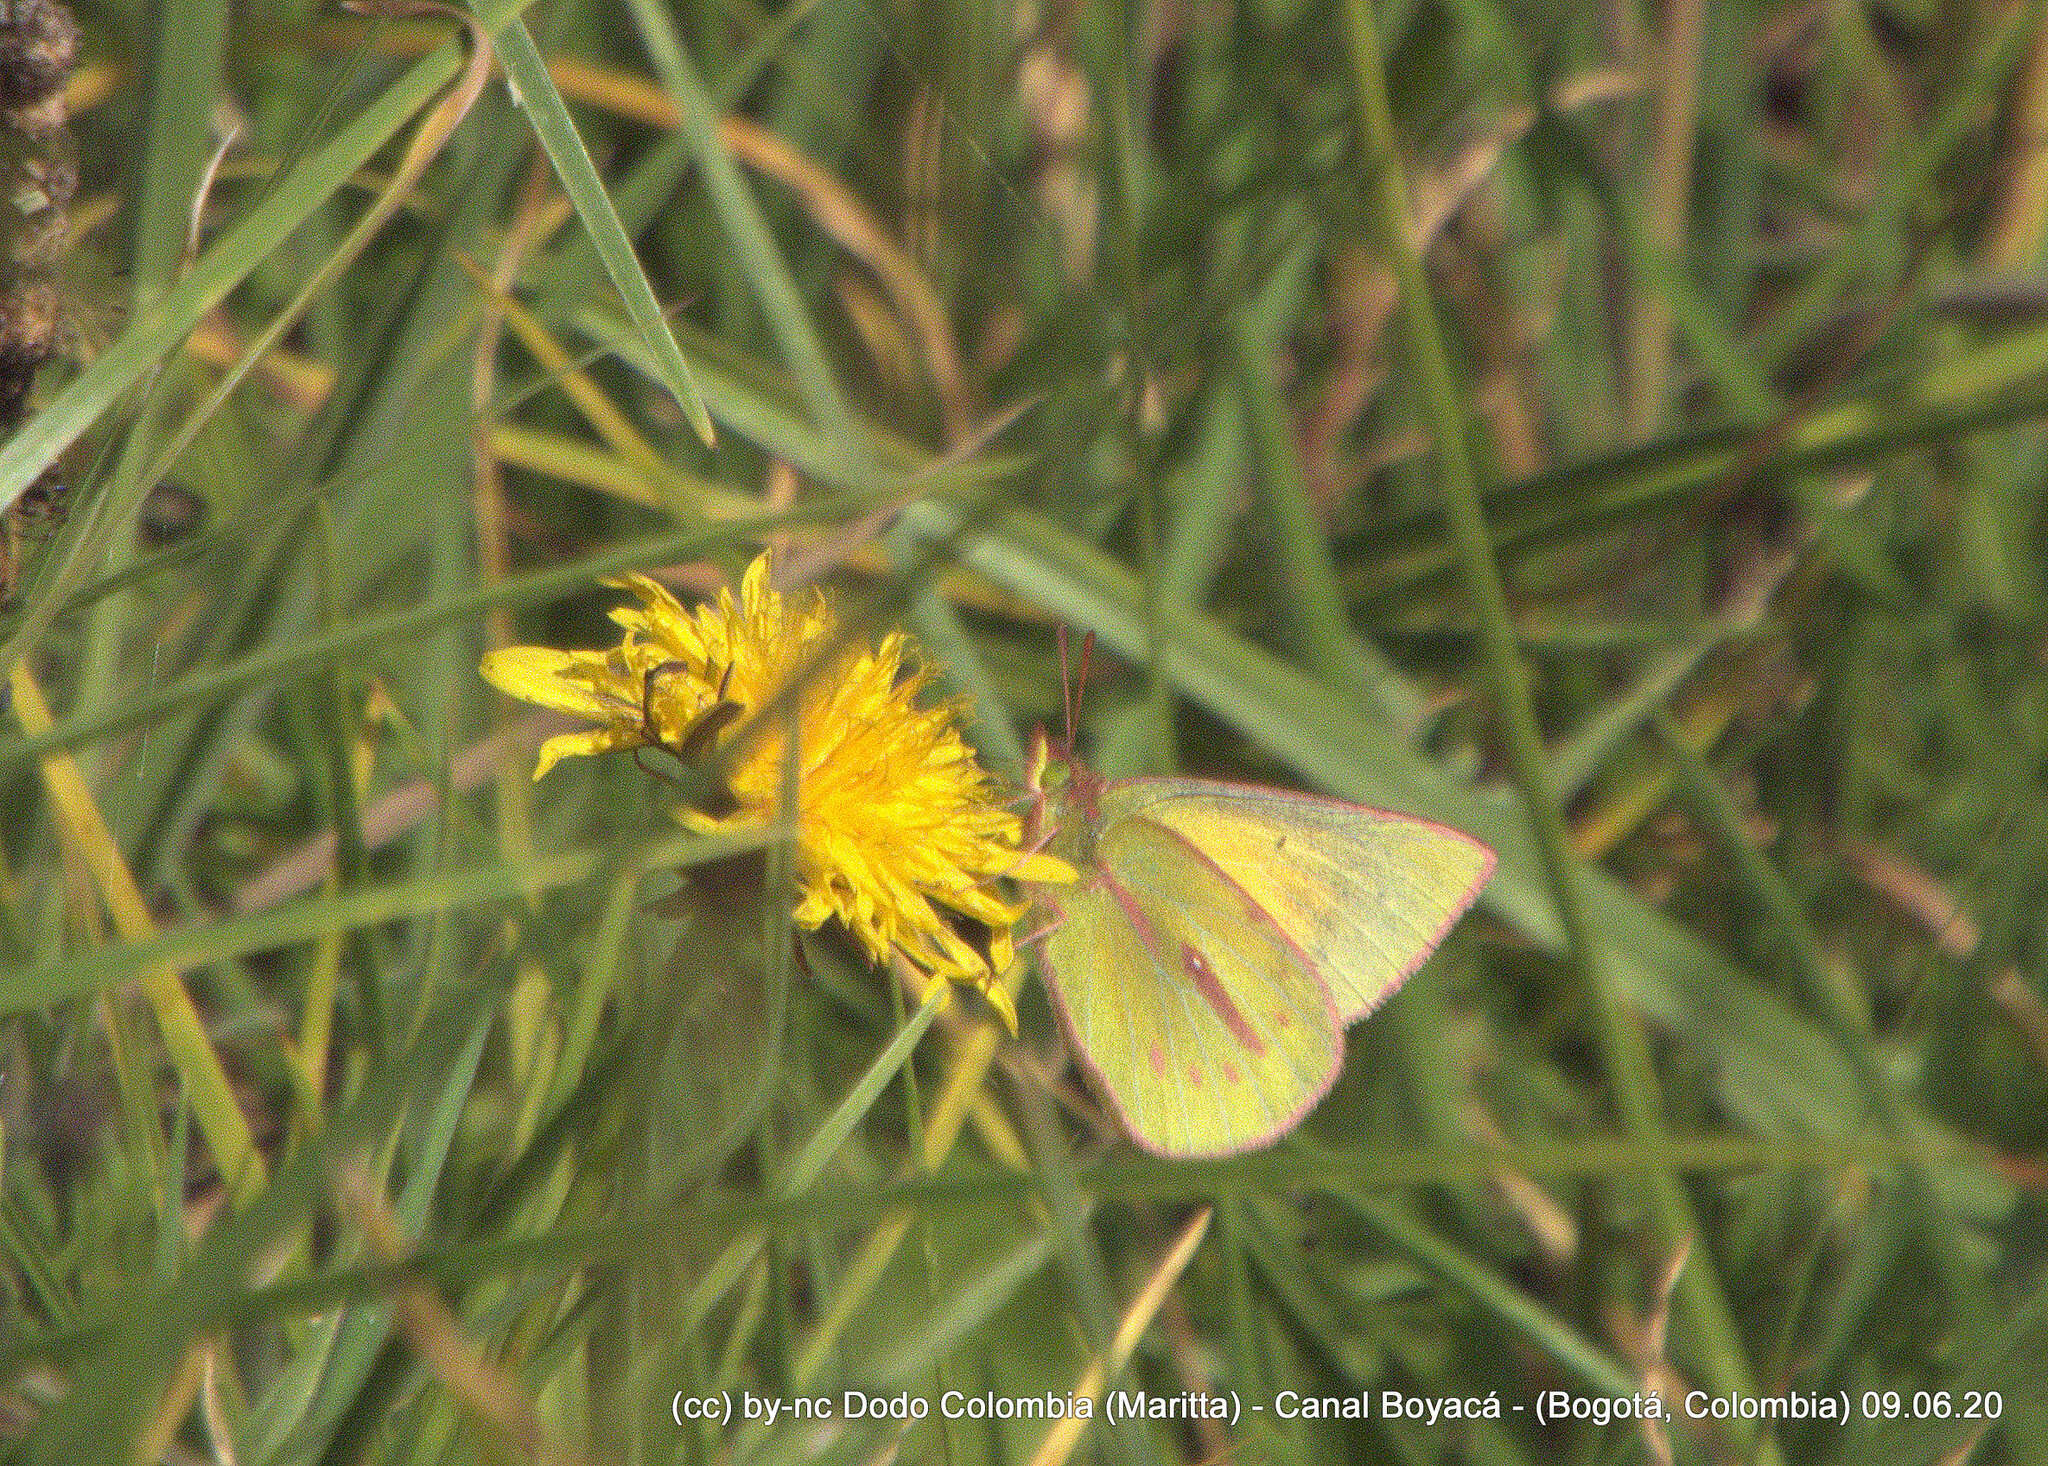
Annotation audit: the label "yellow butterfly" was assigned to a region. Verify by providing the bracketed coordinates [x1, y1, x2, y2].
[1024, 728, 1493, 1157]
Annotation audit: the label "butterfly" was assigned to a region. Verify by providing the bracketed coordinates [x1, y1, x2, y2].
[1022, 678, 1493, 1158]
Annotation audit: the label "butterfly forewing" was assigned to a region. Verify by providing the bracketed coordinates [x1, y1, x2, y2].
[1100, 781, 1495, 1023]
[1039, 813, 1343, 1157]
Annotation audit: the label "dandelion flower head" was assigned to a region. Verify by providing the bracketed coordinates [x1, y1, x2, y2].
[480, 553, 1071, 1022]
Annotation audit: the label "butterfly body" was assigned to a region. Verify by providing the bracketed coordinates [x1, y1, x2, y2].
[1024, 730, 1493, 1157]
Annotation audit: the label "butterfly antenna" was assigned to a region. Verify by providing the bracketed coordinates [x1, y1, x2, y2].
[1055, 624, 1076, 754]
[1074, 631, 1096, 746]
[1053, 627, 1097, 758]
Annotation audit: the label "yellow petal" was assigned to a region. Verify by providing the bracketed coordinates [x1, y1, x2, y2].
[611, 571, 689, 625]
[978, 973, 1019, 1033]
[532, 727, 635, 780]
[1012, 851, 1078, 885]
[481, 647, 617, 720]
[739, 552, 772, 606]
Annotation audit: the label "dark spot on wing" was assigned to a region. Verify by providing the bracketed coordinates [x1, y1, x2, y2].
[1180, 943, 1264, 1054]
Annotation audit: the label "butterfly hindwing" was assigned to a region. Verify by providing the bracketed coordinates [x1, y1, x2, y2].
[1100, 780, 1494, 1022]
[1038, 813, 1343, 1157]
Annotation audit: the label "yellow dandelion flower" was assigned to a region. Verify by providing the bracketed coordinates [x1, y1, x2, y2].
[481, 553, 1072, 1024]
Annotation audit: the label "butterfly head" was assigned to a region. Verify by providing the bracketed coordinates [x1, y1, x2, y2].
[1024, 725, 1104, 864]
[1020, 629, 1110, 866]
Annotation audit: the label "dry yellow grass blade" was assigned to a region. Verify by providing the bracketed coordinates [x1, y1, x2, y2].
[315, 20, 973, 442]
[6, 663, 265, 1203]
[337, 1166, 587, 1466]
[790, 973, 1026, 1386]
[1026, 1206, 1214, 1466]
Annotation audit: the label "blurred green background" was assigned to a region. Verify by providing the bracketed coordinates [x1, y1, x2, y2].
[3, 0, 2047, 1461]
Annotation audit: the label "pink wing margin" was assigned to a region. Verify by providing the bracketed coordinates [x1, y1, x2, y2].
[1031, 815, 1347, 1158]
[1100, 777, 1496, 1023]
